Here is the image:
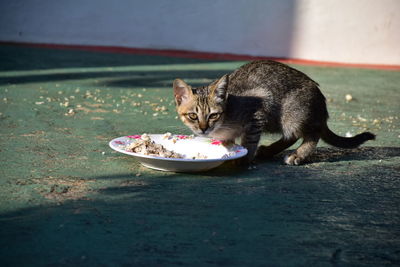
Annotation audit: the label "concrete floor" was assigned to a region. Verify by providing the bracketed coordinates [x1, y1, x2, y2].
[0, 44, 399, 266]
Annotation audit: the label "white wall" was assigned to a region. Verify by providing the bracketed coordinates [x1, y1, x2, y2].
[292, 0, 400, 65]
[1, 0, 399, 65]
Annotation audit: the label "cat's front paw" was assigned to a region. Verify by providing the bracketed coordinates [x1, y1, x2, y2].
[222, 140, 235, 146]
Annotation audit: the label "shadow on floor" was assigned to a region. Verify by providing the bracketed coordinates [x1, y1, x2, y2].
[0, 69, 232, 88]
[1, 157, 399, 266]
[0, 44, 225, 71]
[309, 146, 400, 164]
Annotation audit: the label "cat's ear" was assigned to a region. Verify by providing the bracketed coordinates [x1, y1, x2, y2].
[211, 75, 228, 103]
[173, 79, 192, 106]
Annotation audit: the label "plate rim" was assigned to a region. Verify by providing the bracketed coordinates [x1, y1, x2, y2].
[109, 134, 248, 163]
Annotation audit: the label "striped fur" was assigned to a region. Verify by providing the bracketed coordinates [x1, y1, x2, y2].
[173, 60, 375, 165]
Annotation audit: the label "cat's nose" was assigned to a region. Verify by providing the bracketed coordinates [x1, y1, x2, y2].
[199, 122, 208, 133]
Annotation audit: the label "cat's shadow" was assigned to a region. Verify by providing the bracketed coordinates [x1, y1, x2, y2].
[304, 146, 400, 164]
[206, 146, 400, 176]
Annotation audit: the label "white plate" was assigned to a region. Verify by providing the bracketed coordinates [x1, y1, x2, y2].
[109, 134, 248, 172]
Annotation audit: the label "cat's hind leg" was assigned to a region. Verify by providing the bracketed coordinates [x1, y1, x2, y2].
[284, 134, 319, 165]
[256, 137, 297, 159]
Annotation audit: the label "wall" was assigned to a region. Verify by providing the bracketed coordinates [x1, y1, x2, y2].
[291, 0, 400, 65]
[0, 0, 399, 65]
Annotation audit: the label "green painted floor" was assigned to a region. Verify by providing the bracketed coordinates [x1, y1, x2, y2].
[0, 44, 399, 266]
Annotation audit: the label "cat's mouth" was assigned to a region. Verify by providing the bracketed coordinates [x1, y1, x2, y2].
[194, 128, 213, 137]
[195, 131, 210, 137]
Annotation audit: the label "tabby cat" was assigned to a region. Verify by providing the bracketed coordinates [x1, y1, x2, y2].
[173, 60, 375, 165]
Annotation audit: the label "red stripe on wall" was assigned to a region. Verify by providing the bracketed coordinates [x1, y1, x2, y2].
[1, 41, 399, 70]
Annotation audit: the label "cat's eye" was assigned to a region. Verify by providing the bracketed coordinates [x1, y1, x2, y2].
[187, 113, 198, 120]
[209, 113, 220, 120]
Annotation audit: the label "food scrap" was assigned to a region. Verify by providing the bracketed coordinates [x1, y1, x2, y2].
[345, 94, 353, 102]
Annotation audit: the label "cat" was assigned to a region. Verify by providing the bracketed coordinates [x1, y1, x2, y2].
[173, 60, 375, 165]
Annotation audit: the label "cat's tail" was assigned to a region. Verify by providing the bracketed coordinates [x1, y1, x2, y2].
[321, 126, 375, 149]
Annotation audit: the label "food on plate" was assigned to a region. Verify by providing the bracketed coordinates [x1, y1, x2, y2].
[125, 134, 183, 158]
[124, 133, 207, 159]
[193, 152, 208, 159]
